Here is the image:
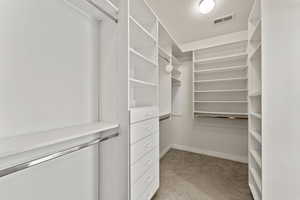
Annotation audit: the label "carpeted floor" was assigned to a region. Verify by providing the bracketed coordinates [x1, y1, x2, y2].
[152, 149, 252, 200]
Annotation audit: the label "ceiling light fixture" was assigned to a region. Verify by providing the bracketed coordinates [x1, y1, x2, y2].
[199, 0, 216, 14]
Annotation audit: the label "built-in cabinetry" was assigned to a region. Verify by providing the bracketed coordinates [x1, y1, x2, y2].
[128, 0, 159, 199]
[192, 41, 248, 119]
[248, 0, 262, 199]
[158, 23, 182, 119]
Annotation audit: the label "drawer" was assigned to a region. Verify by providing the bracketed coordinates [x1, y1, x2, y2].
[130, 106, 158, 124]
[130, 118, 158, 144]
[131, 148, 155, 184]
[131, 135, 154, 165]
[131, 166, 155, 200]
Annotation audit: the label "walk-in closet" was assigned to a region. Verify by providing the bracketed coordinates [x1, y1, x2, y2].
[0, 0, 299, 200]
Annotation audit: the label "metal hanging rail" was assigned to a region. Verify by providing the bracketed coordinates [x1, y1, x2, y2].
[86, 0, 119, 23]
[0, 132, 119, 178]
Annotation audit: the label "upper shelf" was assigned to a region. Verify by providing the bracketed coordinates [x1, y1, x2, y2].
[0, 122, 119, 159]
[194, 53, 248, 65]
[130, 16, 156, 43]
[130, 0, 157, 39]
[194, 65, 247, 74]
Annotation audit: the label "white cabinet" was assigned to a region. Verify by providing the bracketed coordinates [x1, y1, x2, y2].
[130, 107, 159, 200]
[128, 0, 159, 199]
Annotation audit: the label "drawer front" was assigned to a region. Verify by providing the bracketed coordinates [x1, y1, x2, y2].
[131, 148, 155, 184]
[131, 135, 154, 165]
[130, 118, 158, 144]
[130, 107, 158, 124]
[131, 166, 155, 200]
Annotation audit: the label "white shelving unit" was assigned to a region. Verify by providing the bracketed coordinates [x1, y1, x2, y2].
[128, 0, 159, 200]
[158, 22, 182, 118]
[192, 40, 248, 118]
[128, 0, 158, 108]
[248, 0, 262, 199]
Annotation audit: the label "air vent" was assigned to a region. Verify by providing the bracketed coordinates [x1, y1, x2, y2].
[214, 14, 234, 24]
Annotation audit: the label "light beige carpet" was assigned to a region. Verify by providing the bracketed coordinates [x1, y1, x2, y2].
[152, 149, 252, 200]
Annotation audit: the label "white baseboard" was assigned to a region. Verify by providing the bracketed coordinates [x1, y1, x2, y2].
[160, 145, 171, 159]
[171, 144, 248, 164]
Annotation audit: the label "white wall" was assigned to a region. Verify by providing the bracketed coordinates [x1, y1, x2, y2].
[262, 0, 300, 199]
[160, 61, 248, 162]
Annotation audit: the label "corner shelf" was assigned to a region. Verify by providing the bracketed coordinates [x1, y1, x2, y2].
[250, 167, 262, 192]
[248, 1, 262, 198]
[250, 112, 262, 119]
[250, 130, 262, 143]
[250, 149, 262, 168]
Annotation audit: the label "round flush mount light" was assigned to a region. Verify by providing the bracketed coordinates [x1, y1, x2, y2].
[199, 0, 216, 14]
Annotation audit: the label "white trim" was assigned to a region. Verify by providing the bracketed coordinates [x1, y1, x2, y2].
[160, 145, 171, 159]
[171, 144, 248, 163]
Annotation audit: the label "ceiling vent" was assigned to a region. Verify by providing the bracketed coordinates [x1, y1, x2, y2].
[214, 14, 234, 24]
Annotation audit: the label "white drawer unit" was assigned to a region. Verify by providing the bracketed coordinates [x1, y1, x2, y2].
[131, 166, 156, 200]
[131, 118, 159, 144]
[131, 148, 155, 184]
[130, 108, 159, 200]
[130, 106, 159, 124]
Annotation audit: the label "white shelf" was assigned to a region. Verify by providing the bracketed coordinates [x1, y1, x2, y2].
[250, 130, 262, 143]
[250, 167, 262, 191]
[194, 111, 248, 116]
[194, 65, 247, 73]
[249, 43, 262, 60]
[130, 48, 157, 67]
[249, 20, 261, 43]
[158, 46, 171, 58]
[249, 183, 261, 200]
[194, 89, 248, 93]
[194, 52, 248, 64]
[194, 77, 248, 83]
[250, 149, 262, 168]
[250, 112, 262, 119]
[130, 78, 157, 87]
[194, 101, 248, 103]
[0, 122, 119, 158]
[130, 16, 156, 43]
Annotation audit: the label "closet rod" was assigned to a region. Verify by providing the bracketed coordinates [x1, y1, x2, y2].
[0, 132, 119, 178]
[195, 115, 248, 120]
[86, 0, 118, 23]
[159, 54, 170, 63]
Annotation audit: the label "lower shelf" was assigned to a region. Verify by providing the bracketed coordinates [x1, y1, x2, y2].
[250, 167, 262, 191]
[194, 111, 248, 119]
